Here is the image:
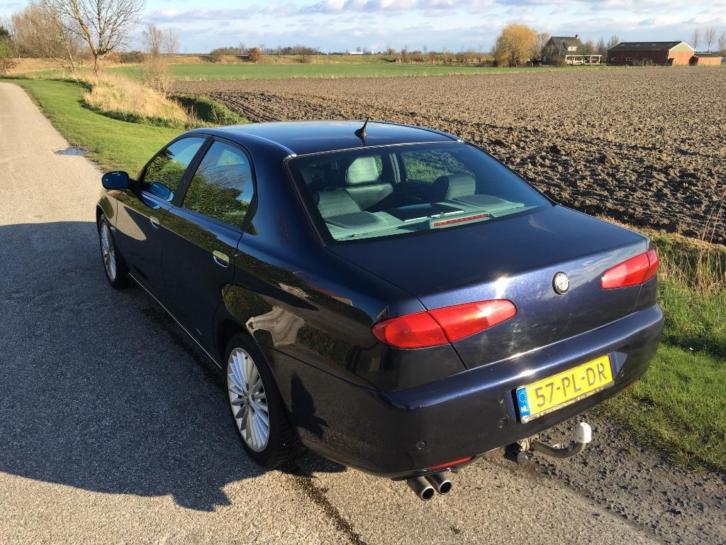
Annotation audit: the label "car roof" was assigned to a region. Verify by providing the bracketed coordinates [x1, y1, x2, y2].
[190, 121, 460, 156]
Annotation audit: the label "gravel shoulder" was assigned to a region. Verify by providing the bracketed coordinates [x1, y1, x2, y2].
[0, 81, 723, 545]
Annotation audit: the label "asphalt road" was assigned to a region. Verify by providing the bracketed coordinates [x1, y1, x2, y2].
[0, 81, 695, 545]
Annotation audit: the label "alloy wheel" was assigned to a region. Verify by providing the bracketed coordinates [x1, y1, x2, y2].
[227, 347, 270, 452]
[99, 221, 117, 282]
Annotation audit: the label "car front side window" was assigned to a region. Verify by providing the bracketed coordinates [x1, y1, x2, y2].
[182, 141, 255, 229]
[141, 137, 206, 202]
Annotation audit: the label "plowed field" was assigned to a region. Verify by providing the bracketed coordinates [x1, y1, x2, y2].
[175, 68, 725, 243]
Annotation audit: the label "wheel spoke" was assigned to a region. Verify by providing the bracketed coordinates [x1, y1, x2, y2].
[253, 398, 268, 414]
[245, 409, 254, 440]
[228, 383, 244, 397]
[255, 409, 269, 428]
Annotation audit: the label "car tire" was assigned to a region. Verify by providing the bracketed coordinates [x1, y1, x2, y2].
[97, 216, 130, 289]
[225, 334, 298, 468]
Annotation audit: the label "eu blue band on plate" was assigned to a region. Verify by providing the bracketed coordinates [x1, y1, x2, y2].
[516, 387, 530, 419]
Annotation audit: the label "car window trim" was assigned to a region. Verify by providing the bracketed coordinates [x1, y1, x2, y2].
[174, 135, 259, 234]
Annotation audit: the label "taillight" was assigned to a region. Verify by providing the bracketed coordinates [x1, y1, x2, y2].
[372, 300, 516, 349]
[601, 249, 659, 289]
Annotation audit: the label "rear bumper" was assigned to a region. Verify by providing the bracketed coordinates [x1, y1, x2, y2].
[273, 304, 663, 479]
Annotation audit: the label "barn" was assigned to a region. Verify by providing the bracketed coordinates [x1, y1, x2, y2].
[690, 52, 723, 66]
[608, 41, 694, 65]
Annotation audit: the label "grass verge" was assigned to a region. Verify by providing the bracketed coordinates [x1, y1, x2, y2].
[6, 76, 725, 472]
[82, 73, 189, 128]
[173, 94, 246, 125]
[600, 234, 725, 473]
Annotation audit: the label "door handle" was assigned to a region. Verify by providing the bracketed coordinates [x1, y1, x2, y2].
[149, 216, 160, 229]
[212, 250, 230, 268]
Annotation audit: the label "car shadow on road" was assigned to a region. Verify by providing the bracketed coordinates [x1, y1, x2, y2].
[0, 220, 343, 512]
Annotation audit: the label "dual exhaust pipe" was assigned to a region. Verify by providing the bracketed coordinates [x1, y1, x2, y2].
[407, 472, 452, 500]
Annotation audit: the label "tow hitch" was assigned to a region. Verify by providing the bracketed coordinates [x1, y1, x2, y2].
[510, 421, 593, 463]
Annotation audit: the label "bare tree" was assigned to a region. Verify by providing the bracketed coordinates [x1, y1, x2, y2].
[719, 31, 726, 55]
[142, 22, 163, 56]
[704, 27, 716, 51]
[606, 35, 620, 50]
[11, 1, 82, 70]
[45, 0, 144, 75]
[691, 29, 700, 49]
[163, 29, 178, 55]
[140, 23, 179, 95]
[581, 39, 596, 55]
[535, 32, 550, 60]
[142, 24, 177, 56]
[596, 37, 607, 57]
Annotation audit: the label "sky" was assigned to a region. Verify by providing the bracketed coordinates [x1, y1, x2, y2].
[1, 0, 725, 53]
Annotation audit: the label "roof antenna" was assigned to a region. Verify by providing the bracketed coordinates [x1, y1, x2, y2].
[355, 117, 370, 142]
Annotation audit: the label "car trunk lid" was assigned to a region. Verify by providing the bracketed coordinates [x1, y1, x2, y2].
[327, 205, 649, 368]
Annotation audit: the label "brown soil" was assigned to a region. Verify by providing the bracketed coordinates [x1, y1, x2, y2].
[174, 67, 726, 244]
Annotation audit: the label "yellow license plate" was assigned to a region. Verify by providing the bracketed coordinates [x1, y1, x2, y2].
[516, 355, 614, 423]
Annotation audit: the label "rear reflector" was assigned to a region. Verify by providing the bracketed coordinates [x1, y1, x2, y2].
[601, 249, 659, 289]
[372, 300, 516, 349]
[428, 456, 473, 472]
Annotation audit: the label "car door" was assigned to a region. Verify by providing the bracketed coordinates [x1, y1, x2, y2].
[160, 138, 255, 347]
[114, 136, 207, 291]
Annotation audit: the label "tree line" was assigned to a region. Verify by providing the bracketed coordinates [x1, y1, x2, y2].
[690, 28, 726, 52]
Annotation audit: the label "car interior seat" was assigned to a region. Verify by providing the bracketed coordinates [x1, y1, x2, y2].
[344, 156, 394, 210]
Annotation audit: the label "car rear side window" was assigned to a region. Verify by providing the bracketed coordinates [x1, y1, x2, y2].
[141, 137, 206, 201]
[182, 141, 254, 229]
[289, 142, 550, 242]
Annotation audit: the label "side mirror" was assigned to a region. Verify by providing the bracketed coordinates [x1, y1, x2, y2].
[102, 171, 130, 190]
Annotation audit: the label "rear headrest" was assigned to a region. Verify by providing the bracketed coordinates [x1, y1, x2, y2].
[434, 174, 476, 200]
[346, 157, 381, 185]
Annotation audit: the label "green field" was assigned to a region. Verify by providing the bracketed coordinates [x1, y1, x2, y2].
[22, 62, 617, 82]
[7, 77, 725, 472]
[124, 63, 617, 81]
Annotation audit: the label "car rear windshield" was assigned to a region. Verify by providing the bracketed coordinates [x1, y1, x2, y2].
[288, 142, 550, 242]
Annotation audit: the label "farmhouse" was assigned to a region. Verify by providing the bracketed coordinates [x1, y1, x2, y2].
[542, 36, 601, 65]
[690, 52, 723, 66]
[608, 41, 694, 65]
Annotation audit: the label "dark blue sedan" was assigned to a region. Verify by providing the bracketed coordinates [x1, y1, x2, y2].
[96, 121, 663, 500]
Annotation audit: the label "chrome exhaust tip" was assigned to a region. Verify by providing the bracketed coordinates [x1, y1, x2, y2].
[407, 476, 435, 500]
[425, 472, 452, 494]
